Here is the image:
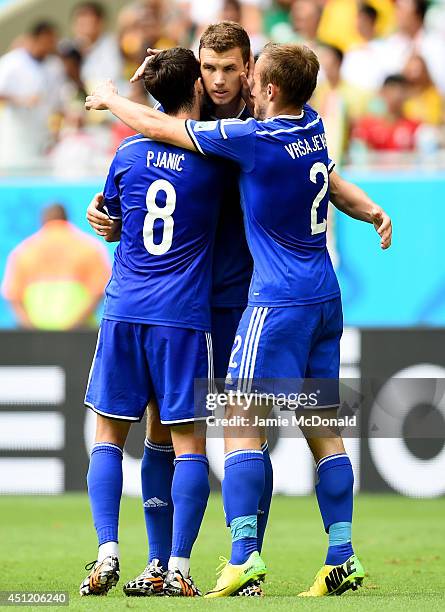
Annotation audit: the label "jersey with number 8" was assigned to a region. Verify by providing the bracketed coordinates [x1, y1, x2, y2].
[102, 134, 227, 331]
[186, 104, 340, 307]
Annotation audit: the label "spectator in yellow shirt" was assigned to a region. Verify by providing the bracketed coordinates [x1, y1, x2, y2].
[403, 54, 444, 125]
[318, 0, 395, 51]
[312, 44, 370, 164]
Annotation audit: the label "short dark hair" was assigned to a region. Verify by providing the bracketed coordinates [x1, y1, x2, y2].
[73, 1, 105, 20]
[322, 43, 344, 65]
[58, 41, 82, 63]
[29, 21, 56, 37]
[413, 0, 429, 20]
[383, 74, 408, 87]
[359, 3, 378, 23]
[260, 43, 320, 108]
[199, 21, 250, 64]
[144, 48, 201, 115]
[224, 0, 242, 15]
[42, 203, 68, 224]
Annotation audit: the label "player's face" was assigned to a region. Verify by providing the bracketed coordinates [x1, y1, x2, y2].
[251, 57, 269, 120]
[200, 47, 248, 107]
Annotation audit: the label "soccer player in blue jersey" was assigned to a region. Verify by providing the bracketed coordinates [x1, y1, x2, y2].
[80, 47, 230, 598]
[86, 23, 272, 598]
[86, 40, 392, 598]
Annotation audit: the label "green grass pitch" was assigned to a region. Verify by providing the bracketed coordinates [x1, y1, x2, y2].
[0, 493, 444, 611]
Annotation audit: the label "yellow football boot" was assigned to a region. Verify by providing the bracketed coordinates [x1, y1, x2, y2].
[299, 554, 364, 597]
[205, 551, 267, 598]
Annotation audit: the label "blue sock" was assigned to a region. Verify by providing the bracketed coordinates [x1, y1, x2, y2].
[141, 439, 175, 568]
[222, 450, 265, 565]
[171, 454, 210, 558]
[87, 443, 123, 546]
[315, 453, 354, 566]
[257, 442, 273, 553]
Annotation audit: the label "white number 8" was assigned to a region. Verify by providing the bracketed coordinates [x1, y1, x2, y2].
[143, 179, 176, 255]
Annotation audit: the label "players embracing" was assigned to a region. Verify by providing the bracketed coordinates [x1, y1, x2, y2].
[84, 22, 392, 599]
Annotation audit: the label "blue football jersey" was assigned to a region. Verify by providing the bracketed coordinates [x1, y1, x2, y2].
[186, 104, 340, 307]
[204, 105, 253, 308]
[151, 103, 253, 308]
[102, 134, 227, 330]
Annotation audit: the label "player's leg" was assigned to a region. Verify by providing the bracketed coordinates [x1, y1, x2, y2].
[298, 298, 364, 597]
[123, 403, 174, 597]
[145, 325, 212, 596]
[207, 306, 292, 597]
[212, 306, 272, 597]
[162, 422, 209, 596]
[81, 320, 151, 596]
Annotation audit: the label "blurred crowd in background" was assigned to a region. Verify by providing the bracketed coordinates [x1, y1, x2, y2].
[0, 0, 444, 175]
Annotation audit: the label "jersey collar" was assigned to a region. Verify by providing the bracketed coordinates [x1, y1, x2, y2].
[265, 110, 305, 121]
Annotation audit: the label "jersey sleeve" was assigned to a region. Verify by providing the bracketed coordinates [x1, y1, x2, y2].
[328, 158, 335, 173]
[102, 155, 122, 220]
[185, 118, 257, 172]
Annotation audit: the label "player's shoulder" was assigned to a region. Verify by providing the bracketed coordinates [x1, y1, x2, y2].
[256, 104, 321, 134]
[218, 116, 259, 137]
[116, 133, 152, 153]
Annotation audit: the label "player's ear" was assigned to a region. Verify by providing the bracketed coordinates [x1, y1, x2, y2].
[268, 83, 280, 101]
[196, 77, 204, 97]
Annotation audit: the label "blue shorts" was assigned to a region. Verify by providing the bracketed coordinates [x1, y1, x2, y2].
[85, 319, 213, 424]
[211, 306, 245, 380]
[225, 298, 343, 407]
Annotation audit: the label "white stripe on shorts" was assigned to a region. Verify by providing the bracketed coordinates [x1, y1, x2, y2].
[237, 307, 259, 391]
[206, 331, 214, 393]
[84, 326, 101, 400]
[241, 307, 264, 393]
[245, 307, 268, 393]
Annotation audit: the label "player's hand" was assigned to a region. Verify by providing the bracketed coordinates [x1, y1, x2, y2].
[130, 48, 161, 83]
[85, 80, 118, 111]
[371, 207, 392, 250]
[240, 51, 255, 115]
[86, 193, 113, 238]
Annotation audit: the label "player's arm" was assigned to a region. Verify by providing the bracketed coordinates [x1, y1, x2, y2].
[87, 193, 122, 242]
[330, 171, 392, 250]
[85, 80, 194, 151]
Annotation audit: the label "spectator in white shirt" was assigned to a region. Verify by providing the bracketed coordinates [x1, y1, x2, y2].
[342, 3, 384, 92]
[71, 1, 122, 90]
[377, 0, 445, 94]
[0, 21, 63, 171]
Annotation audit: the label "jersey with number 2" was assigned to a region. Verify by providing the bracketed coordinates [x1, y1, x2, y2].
[102, 134, 226, 331]
[186, 104, 340, 306]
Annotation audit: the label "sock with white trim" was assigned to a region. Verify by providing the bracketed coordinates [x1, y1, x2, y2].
[222, 449, 265, 565]
[315, 453, 354, 565]
[87, 443, 123, 551]
[170, 454, 210, 574]
[257, 441, 273, 553]
[141, 439, 175, 568]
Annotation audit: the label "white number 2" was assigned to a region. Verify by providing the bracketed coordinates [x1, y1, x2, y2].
[143, 179, 176, 255]
[229, 335, 242, 368]
[310, 162, 328, 235]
